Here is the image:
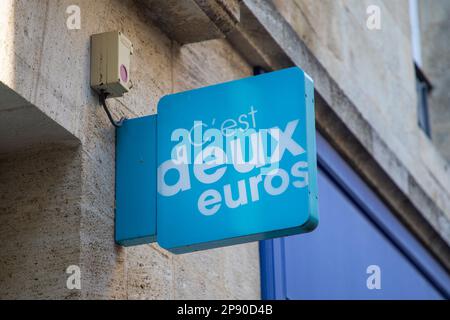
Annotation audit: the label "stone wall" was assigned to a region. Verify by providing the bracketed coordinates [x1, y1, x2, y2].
[0, 146, 82, 299]
[419, 0, 450, 161]
[0, 0, 260, 299]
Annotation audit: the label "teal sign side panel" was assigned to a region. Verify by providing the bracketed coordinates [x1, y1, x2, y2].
[304, 73, 319, 231]
[116, 115, 157, 246]
[157, 67, 318, 253]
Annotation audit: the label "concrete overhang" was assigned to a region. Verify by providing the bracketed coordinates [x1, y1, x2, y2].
[138, 0, 241, 44]
[139, 0, 291, 69]
[0, 82, 79, 158]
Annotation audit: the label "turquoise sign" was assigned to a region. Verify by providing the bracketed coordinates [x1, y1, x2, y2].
[116, 67, 318, 253]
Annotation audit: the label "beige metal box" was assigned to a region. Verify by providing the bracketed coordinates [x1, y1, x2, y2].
[90, 31, 133, 98]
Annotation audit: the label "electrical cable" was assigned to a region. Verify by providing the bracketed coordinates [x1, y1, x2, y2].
[98, 90, 126, 128]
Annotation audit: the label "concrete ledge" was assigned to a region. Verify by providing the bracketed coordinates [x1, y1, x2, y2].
[138, 0, 241, 44]
[0, 82, 79, 157]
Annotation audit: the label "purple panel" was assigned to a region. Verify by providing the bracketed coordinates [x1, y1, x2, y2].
[260, 133, 450, 300]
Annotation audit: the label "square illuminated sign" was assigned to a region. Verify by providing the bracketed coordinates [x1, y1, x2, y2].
[155, 67, 318, 253]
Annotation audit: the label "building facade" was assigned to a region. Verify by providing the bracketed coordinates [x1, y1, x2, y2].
[0, 0, 449, 299]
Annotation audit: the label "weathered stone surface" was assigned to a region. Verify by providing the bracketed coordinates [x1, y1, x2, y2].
[0, 0, 260, 299]
[126, 244, 174, 300]
[0, 146, 82, 299]
[419, 0, 450, 162]
[137, 0, 228, 44]
[172, 243, 260, 299]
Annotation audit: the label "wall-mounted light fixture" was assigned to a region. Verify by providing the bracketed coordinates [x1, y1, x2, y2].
[90, 31, 133, 127]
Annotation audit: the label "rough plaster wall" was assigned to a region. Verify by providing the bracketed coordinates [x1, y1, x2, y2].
[419, 0, 450, 162]
[0, 0, 259, 299]
[0, 146, 82, 299]
[271, 0, 450, 226]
